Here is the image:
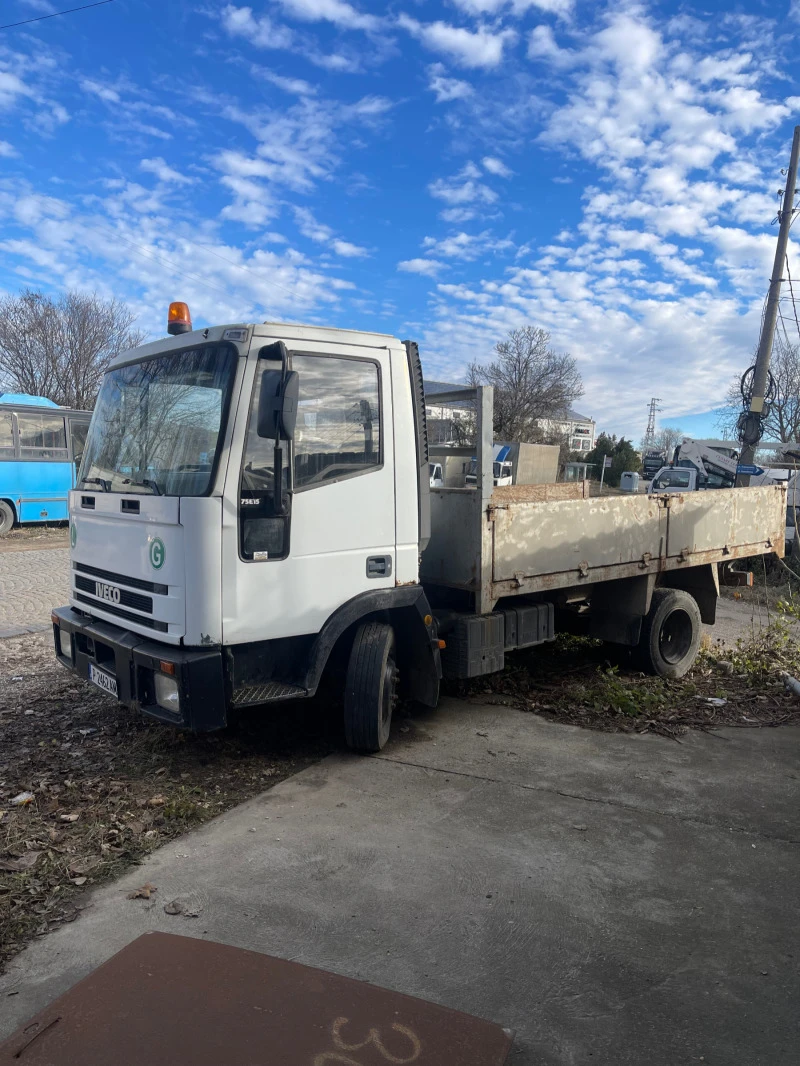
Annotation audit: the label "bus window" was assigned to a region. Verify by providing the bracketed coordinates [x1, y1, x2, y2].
[17, 412, 68, 459]
[0, 412, 14, 456]
[69, 418, 90, 474]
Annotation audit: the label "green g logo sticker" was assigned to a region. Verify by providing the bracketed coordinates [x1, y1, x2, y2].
[149, 537, 165, 570]
[70, 522, 77, 549]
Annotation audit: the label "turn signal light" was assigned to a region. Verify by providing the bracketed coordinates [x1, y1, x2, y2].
[167, 302, 192, 336]
[159, 660, 176, 676]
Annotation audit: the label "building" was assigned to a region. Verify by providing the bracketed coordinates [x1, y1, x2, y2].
[536, 409, 596, 453]
[424, 380, 596, 454]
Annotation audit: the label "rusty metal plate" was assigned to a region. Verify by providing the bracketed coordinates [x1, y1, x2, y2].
[0, 933, 513, 1065]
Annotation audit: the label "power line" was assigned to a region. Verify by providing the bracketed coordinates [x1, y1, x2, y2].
[0, 1, 114, 31]
[777, 296, 793, 350]
[785, 254, 800, 346]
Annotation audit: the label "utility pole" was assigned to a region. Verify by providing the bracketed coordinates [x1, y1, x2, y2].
[643, 398, 662, 451]
[737, 125, 800, 485]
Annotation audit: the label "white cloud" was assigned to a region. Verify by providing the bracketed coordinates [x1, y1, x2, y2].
[0, 70, 32, 110]
[140, 157, 194, 185]
[332, 239, 368, 257]
[293, 205, 333, 242]
[397, 15, 515, 69]
[220, 5, 296, 49]
[429, 162, 498, 205]
[527, 25, 571, 64]
[79, 78, 121, 104]
[482, 156, 512, 178]
[427, 63, 473, 103]
[451, 0, 572, 13]
[439, 206, 478, 223]
[220, 3, 375, 70]
[254, 69, 316, 96]
[274, 0, 380, 31]
[0, 140, 18, 158]
[293, 207, 368, 257]
[398, 258, 445, 276]
[422, 230, 514, 260]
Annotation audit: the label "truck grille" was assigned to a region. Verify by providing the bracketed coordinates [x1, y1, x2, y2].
[74, 575, 153, 614]
[73, 562, 168, 596]
[74, 594, 168, 633]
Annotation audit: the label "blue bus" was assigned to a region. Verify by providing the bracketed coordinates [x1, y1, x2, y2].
[0, 393, 92, 536]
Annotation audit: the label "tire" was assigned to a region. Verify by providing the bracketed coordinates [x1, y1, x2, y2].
[639, 588, 702, 679]
[0, 501, 15, 537]
[343, 622, 398, 753]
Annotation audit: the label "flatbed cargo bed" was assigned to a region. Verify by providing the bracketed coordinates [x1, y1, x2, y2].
[422, 388, 785, 615]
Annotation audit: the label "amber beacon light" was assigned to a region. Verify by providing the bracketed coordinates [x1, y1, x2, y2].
[167, 301, 192, 336]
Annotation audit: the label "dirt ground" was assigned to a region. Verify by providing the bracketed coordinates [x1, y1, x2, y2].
[0, 633, 335, 970]
[0, 525, 69, 554]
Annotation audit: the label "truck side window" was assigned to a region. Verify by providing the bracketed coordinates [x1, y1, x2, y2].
[292, 355, 381, 489]
[239, 360, 289, 561]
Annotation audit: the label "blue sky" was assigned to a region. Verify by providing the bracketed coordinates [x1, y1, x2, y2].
[0, 0, 798, 441]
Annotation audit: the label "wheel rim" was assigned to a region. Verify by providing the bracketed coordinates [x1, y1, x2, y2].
[658, 608, 694, 665]
[380, 655, 398, 730]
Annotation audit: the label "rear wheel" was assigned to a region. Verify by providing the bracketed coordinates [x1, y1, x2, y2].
[343, 622, 398, 753]
[639, 588, 702, 679]
[0, 501, 15, 537]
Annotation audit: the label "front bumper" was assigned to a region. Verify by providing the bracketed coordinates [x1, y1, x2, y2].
[52, 607, 227, 731]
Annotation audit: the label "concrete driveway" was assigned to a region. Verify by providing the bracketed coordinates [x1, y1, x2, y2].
[2, 699, 798, 1065]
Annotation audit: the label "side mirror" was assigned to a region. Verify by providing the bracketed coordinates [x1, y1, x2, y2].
[257, 370, 299, 440]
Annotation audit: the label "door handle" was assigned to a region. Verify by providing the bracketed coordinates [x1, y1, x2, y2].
[366, 555, 392, 578]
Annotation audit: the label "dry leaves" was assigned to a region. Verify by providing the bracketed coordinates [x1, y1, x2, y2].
[127, 882, 157, 900]
[0, 851, 41, 873]
[1, 632, 329, 973]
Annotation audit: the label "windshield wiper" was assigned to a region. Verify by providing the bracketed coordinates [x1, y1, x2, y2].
[122, 477, 162, 496]
[80, 477, 110, 492]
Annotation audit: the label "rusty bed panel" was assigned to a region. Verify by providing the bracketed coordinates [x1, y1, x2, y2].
[491, 494, 667, 584]
[488, 485, 784, 598]
[666, 485, 785, 558]
[0, 932, 513, 1065]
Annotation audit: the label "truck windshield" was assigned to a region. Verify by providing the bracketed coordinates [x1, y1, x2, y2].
[80, 345, 236, 497]
[654, 469, 691, 490]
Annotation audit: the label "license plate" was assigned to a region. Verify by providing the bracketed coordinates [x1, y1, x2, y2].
[89, 663, 118, 698]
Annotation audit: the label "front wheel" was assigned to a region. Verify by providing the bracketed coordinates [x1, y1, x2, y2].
[639, 588, 702, 679]
[344, 622, 398, 752]
[0, 501, 15, 537]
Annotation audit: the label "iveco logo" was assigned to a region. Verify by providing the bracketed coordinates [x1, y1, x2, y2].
[95, 581, 121, 604]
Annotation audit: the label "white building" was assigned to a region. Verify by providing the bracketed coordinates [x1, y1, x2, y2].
[536, 409, 596, 453]
[423, 380, 596, 454]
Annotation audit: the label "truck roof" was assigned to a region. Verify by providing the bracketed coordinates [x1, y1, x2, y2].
[109, 321, 401, 369]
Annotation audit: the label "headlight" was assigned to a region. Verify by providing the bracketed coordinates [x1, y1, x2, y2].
[154, 672, 179, 712]
[58, 628, 72, 660]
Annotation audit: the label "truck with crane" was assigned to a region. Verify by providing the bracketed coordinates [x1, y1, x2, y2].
[51, 306, 786, 752]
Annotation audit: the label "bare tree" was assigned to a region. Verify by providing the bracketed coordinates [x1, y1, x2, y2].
[651, 425, 684, 456]
[716, 338, 800, 443]
[467, 326, 583, 442]
[0, 289, 146, 410]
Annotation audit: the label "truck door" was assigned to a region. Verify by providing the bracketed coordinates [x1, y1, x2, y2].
[222, 341, 396, 646]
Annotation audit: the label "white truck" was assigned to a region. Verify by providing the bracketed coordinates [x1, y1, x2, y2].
[648, 438, 798, 552]
[52, 310, 786, 751]
[464, 444, 514, 487]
